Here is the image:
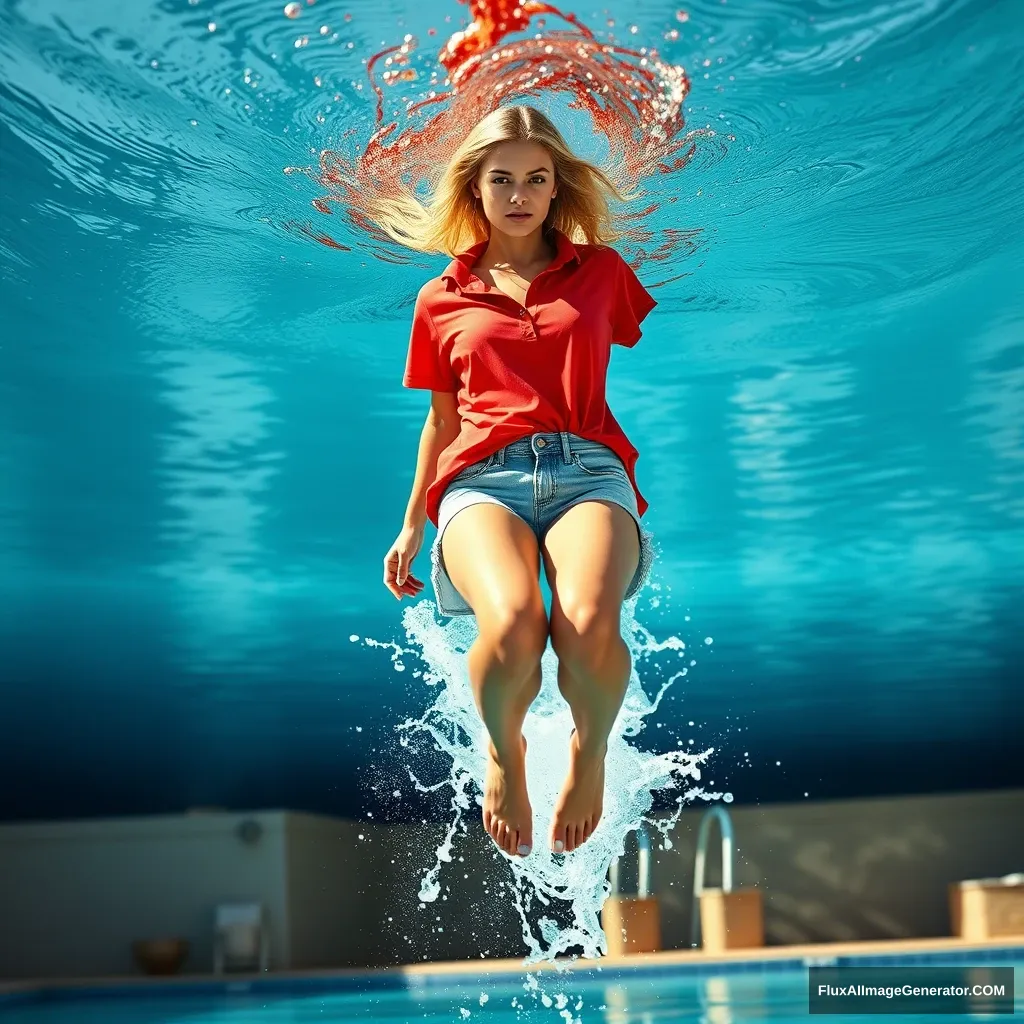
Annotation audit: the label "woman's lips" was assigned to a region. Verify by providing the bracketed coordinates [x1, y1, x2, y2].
[506, 212, 532, 219]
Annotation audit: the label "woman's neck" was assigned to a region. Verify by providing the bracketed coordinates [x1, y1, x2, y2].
[481, 226, 556, 270]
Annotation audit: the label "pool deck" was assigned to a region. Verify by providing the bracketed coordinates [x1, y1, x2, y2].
[1, 935, 1020, 996]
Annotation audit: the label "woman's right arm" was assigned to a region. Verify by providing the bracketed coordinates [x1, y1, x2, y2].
[403, 391, 460, 530]
[384, 392, 458, 600]
[384, 391, 459, 600]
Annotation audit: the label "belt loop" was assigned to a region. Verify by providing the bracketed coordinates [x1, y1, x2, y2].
[560, 431, 572, 465]
[495, 445, 505, 466]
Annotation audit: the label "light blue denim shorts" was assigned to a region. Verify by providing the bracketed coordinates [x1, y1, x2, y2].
[430, 431, 655, 618]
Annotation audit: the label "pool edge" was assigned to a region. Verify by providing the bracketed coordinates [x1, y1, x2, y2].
[1, 936, 1021, 1005]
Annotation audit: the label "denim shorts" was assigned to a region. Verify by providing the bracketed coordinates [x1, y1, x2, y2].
[430, 431, 655, 618]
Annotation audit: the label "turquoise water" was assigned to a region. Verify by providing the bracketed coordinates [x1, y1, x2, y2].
[1, 0, 1022, 829]
[3, 954, 1022, 1022]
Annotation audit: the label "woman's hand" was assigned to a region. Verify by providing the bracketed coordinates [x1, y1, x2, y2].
[383, 524, 427, 601]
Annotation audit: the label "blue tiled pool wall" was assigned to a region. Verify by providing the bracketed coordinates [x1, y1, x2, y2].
[1, 945, 1020, 1006]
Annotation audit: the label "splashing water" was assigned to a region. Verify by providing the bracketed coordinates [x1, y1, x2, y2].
[285, 0, 716, 256]
[362, 584, 720, 966]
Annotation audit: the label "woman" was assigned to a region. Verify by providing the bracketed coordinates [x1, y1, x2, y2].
[381, 105, 656, 861]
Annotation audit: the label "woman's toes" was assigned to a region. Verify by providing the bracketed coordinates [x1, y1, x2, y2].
[516, 827, 532, 856]
[552, 825, 566, 854]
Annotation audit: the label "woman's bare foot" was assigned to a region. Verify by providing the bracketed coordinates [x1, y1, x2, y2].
[550, 729, 606, 853]
[483, 736, 533, 857]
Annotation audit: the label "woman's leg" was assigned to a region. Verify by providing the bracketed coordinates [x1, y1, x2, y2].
[541, 500, 640, 853]
[441, 502, 549, 857]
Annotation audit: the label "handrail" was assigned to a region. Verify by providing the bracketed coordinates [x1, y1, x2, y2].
[609, 822, 653, 898]
[637, 822, 652, 899]
[690, 805, 734, 948]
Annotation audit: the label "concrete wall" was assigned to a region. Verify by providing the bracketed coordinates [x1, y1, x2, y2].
[650, 787, 1024, 949]
[284, 811, 386, 968]
[346, 787, 1024, 964]
[0, 811, 290, 979]
[1, 789, 1021, 978]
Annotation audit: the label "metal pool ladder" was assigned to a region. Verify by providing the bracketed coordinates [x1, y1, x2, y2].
[609, 821, 653, 898]
[690, 804, 735, 948]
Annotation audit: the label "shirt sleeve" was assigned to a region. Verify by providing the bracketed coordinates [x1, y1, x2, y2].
[402, 287, 459, 391]
[611, 251, 658, 348]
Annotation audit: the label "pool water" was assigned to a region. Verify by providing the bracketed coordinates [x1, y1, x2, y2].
[3, 952, 1021, 1023]
[0, 0, 1022, 828]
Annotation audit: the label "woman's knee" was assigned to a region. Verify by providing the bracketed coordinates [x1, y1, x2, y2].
[550, 601, 623, 678]
[478, 598, 549, 673]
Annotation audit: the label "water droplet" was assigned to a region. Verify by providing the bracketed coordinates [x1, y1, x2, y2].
[284, 1, 301, 17]
[723, 792, 733, 803]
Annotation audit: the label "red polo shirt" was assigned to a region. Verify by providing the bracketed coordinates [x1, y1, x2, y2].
[402, 228, 657, 528]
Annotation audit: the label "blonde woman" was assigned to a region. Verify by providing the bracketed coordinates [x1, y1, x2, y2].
[382, 105, 656, 860]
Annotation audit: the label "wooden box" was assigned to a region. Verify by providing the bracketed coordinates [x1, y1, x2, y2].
[949, 879, 1024, 939]
[602, 895, 661, 956]
[699, 887, 764, 952]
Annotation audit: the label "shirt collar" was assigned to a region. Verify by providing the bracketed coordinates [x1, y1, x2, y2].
[441, 227, 580, 293]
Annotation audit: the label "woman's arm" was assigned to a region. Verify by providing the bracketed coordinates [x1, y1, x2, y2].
[403, 391, 460, 529]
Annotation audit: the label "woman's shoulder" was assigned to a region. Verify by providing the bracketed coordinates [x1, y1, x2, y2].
[574, 240, 627, 270]
[414, 274, 449, 305]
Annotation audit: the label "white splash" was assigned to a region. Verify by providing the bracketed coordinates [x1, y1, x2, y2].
[363, 590, 720, 964]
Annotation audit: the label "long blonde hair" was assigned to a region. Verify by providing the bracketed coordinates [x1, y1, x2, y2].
[369, 105, 636, 256]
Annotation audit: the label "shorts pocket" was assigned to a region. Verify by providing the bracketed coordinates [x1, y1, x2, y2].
[452, 453, 495, 483]
[572, 447, 623, 478]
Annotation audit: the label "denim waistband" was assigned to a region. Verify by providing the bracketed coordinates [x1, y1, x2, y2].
[492, 431, 608, 466]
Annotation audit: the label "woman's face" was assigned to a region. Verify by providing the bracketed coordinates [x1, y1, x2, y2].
[470, 140, 557, 237]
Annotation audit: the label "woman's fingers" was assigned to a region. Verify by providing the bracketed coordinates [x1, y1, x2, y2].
[383, 552, 406, 598]
[392, 571, 425, 600]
